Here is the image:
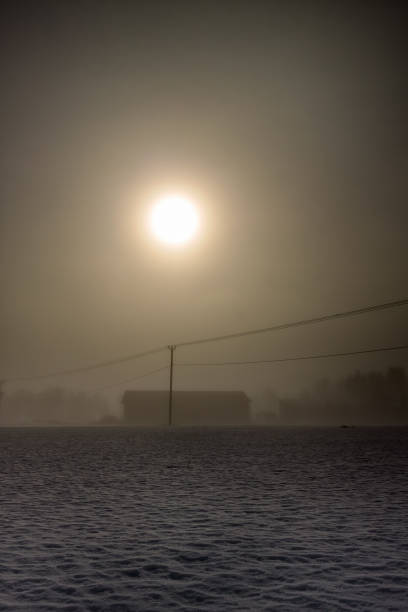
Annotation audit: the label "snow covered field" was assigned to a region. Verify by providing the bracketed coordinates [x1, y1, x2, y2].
[0, 426, 407, 610]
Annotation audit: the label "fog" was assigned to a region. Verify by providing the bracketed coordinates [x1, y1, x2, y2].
[0, 387, 111, 426]
[1, 2, 407, 414]
[262, 367, 408, 426]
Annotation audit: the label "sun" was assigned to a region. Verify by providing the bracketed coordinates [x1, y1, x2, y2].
[150, 195, 199, 245]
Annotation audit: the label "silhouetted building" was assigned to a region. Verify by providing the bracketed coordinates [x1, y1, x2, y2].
[121, 390, 251, 425]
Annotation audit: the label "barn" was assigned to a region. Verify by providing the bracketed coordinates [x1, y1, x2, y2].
[121, 390, 251, 426]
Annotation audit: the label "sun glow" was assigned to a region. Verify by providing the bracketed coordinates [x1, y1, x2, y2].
[150, 195, 199, 245]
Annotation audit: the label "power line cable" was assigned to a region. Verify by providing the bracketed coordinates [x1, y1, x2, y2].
[175, 343, 408, 367]
[6, 346, 167, 383]
[4, 297, 408, 383]
[176, 298, 408, 349]
[93, 365, 169, 392]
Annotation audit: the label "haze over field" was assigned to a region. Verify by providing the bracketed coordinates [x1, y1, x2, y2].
[1, 4, 408, 611]
[1, 1, 407, 411]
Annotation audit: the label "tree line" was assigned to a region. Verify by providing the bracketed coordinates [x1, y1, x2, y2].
[272, 367, 408, 425]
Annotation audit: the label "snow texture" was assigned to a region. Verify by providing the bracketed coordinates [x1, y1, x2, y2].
[0, 426, 407, 610]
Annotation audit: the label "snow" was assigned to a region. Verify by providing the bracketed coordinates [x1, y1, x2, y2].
[0, 426, 407, 610]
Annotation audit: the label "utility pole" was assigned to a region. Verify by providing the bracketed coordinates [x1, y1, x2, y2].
[168, 346, 176, 425]
[0, 381, 4, 423]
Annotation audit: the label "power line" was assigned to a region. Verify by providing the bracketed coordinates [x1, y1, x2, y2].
[4, 297, 408, 383]
[176, 298, 408, 349]
[6, 346, 167, 383]
[93, 365, 169, 392]
[175, 343, 408, 367]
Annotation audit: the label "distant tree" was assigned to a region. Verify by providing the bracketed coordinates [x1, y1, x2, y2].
[0, 387, 111, 426]
[386, 367, 407, 423]
[278, 367, 408, 425]
[253, 387, 280, 423]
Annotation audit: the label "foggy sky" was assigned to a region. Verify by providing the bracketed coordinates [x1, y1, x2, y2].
[1, 1, 407, 399]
